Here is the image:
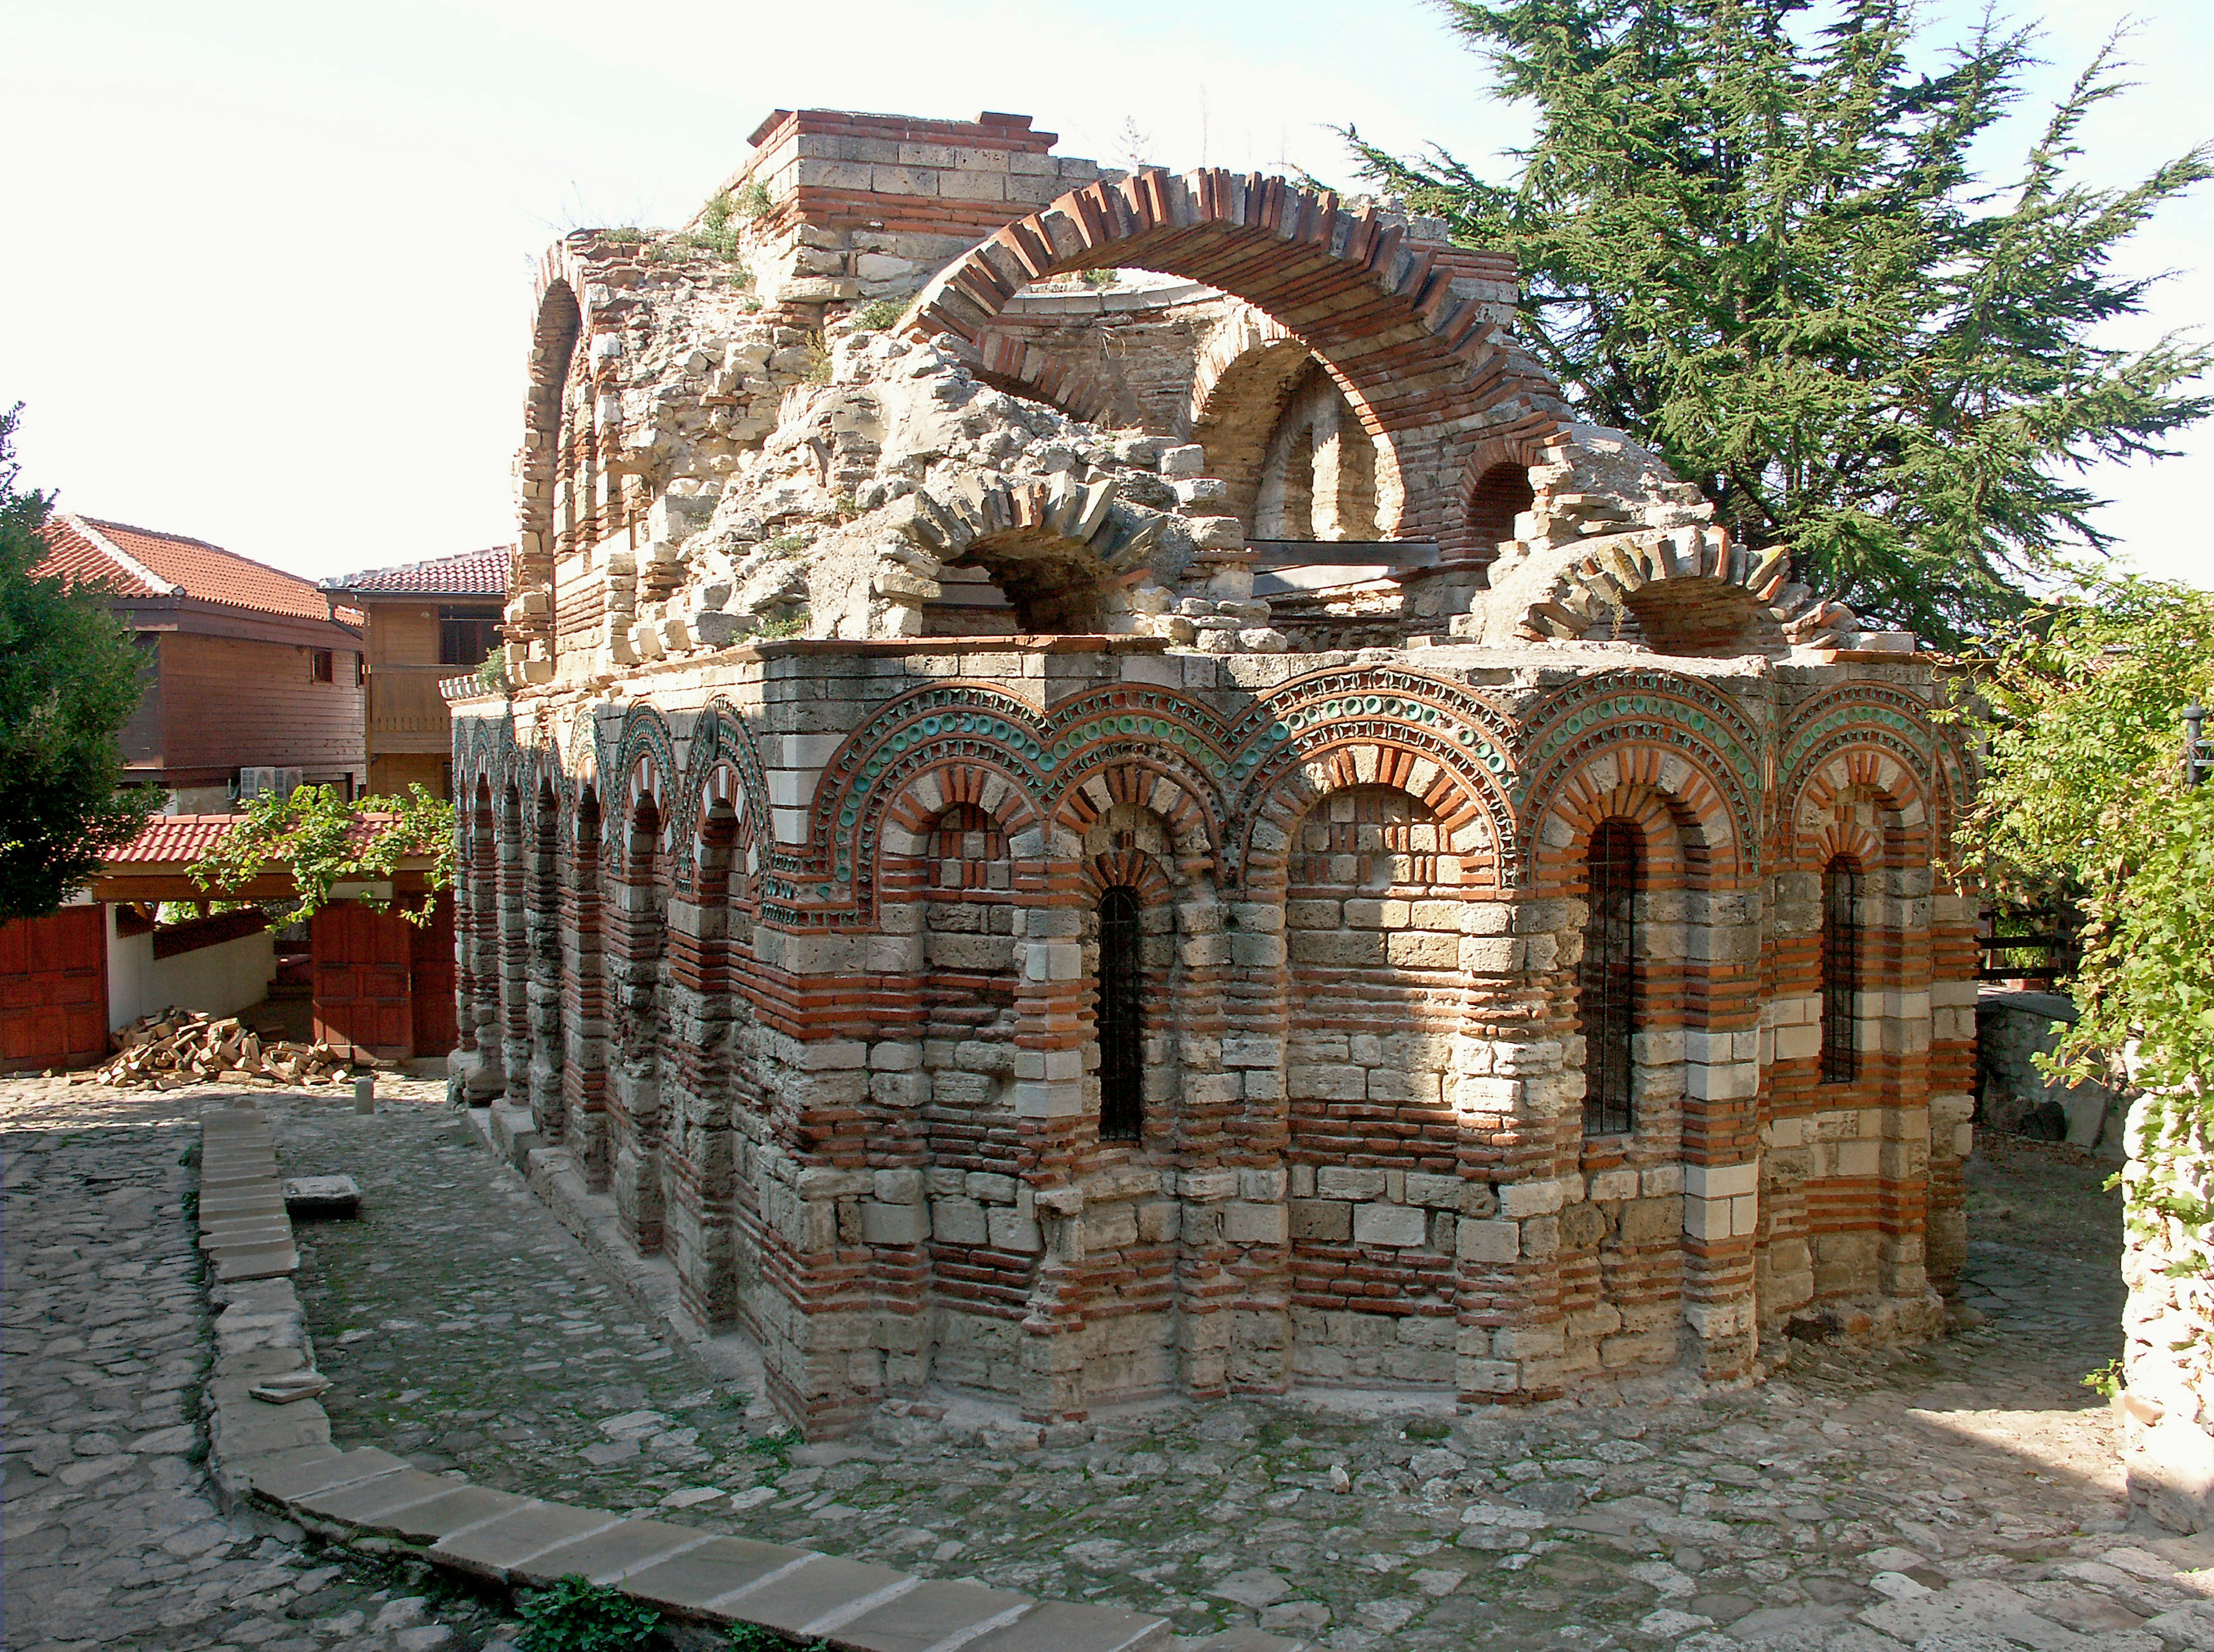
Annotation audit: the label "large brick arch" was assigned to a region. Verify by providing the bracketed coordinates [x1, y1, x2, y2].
[900, 168, 1571, 560]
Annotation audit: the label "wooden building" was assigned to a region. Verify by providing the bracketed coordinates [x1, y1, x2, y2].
[323, 548, 507, 799]
[35, 514, 368, 810]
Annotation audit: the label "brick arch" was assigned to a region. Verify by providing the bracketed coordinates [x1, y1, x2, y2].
[1052, 758, 1218, 872]
[612, 703, 677, 861]
[876, 760, 1045, 866]
[1787, 744, 1931, 874]
[899, 168, 1565, 559]
[1528, 748, 1739, 899]
[1229, 667, 1522, 890]
[1242, 747, 1497, 897]
[970, 332, 1124, 427]
[1517, 671, 1763, 887]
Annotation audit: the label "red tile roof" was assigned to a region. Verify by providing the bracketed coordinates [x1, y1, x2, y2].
[330, 546, 511, 599]
[107, 815, 246, 865]
[35, 514, 342, 624]
[106, 812, 414, 867]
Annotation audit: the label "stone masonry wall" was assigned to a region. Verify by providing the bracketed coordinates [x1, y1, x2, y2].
[453, 104, 1976, 1438]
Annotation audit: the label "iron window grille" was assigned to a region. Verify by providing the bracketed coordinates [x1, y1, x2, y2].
[1580, 820, 1639, 1136]
[1822, 856, 1861, 1084]
[1096, 886, 1144, 1141]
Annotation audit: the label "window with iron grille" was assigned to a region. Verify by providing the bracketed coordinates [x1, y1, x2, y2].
[1580, 820, 1639, 1135]
[1096, 886, 1144, 1141]
[1822, 856, 1861, 1084]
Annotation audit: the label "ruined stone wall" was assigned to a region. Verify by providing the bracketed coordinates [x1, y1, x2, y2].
[2122, 1098, 2214, 1532]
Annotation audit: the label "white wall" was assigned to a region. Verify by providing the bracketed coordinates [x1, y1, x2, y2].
[107, 907, 277, 1030]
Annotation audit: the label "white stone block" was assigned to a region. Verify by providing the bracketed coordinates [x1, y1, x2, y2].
[1354, 1202, 1430, 1248]
[1499, 1177, 1565, 1219]
[1458, 1219, 1519, 1263]
[861, 1201, 929, 1245]
[1684, 1161, 1759, 1199]
[1222, 1202, 1289, 1245]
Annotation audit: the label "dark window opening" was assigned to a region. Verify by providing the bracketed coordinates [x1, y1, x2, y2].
[1096, 886, 1144, 1142]
[1822, 856, 1861, 1084]
[1469, 461, 1538, 547]
[1580, 819, 1639, 1135]
[310, 648, 334, 683]
[439, 607, 503, 668]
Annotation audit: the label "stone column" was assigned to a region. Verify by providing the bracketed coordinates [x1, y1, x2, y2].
[1009, 827, 1091, 1422]
[1452, 891, 1576, 1402]
[662, 886, 736, 1328]
[524, 819, 566, 1141]
[560, 825, 609, 1188]
[498, 797, 531, 1102]
[1209, 886, 1289, 1395]
[1924, 880, 1981, 1296]
[607, 845, 665, 1255]
[1677, 884, 1767, 1379]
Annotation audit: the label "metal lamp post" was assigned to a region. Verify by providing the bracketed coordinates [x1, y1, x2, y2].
[2188, 700, 2207, 789]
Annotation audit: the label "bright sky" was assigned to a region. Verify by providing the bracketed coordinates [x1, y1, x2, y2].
[3, 0, 2208, 594]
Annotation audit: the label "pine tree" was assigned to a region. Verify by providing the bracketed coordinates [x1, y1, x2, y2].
[1349, 0, 2212, 645]
[0, 406, 161, 921]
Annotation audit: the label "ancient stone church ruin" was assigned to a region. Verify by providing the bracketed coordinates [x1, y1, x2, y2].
[448, 108, 1982, 1434]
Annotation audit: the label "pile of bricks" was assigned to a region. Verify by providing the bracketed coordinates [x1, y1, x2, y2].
[76, 1011, 353, 1090]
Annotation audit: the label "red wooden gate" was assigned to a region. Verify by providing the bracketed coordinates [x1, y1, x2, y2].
[408, 901, 458, 1056]
[311, 901, 414, 1060]
[0, 906, 109, 1072]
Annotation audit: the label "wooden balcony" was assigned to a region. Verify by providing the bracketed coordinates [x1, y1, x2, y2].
[367, 663, 460, 755]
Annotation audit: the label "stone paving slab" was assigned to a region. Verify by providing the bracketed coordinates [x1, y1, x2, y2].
[835, 1576, 1038, 1651]
[722, 1552, 924, 1636]
[507, 1513, 716, 1586]
[959, 1600, 1175, 1651]
[427, 1498, 628, 1580]
[377, 1482, 534, 1545]
[620, 1531, 811, 1615]
[296, 1465, 480, 1525]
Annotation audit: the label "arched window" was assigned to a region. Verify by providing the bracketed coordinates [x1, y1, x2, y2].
[1469, 462, 1537, 548]
[1580, 821, 1639, 1135]
[1821, 856, 1861, 1085]
[1096, 886, 1144, 1141]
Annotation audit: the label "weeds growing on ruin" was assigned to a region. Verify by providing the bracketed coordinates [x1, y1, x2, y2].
[515, 1574, 662, 1652]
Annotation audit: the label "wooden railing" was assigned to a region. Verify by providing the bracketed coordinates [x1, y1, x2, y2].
[367, 664, 457, 750]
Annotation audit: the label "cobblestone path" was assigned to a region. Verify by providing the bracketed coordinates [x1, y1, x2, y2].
[251, 1085, 2209, 1650]
[13, 1075, 2211, 1652]
[0, 1083, 509, 1652]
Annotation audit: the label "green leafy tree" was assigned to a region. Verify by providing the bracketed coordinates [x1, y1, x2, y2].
[1952, 573, 2212, 1240]
[1349, 1, 2212, 646]
[0, 405, 161, 922]
[190, 783, 455, 927]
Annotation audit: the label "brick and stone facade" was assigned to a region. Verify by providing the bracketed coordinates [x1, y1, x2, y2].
[450, 108, 1981, 1435]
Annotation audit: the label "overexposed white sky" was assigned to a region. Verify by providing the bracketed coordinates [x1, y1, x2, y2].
[3, 0, 2208, 592]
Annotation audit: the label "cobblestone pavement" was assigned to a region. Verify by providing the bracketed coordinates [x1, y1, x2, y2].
[0, 1081, 512, 1652]
[13, 1074, 2213, 1652]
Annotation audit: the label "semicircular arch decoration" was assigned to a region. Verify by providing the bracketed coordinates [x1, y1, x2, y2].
[611, 701, 677, 855]
[1776, 683, 1942, 866]
[670, 699, 772, 896]
[1224, 665, 1522, 889]
[1518, 668, 1767, 885]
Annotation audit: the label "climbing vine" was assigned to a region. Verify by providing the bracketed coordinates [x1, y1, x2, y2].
[189, 784, 456, 928]
[1951, 573, 2214, 1262]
